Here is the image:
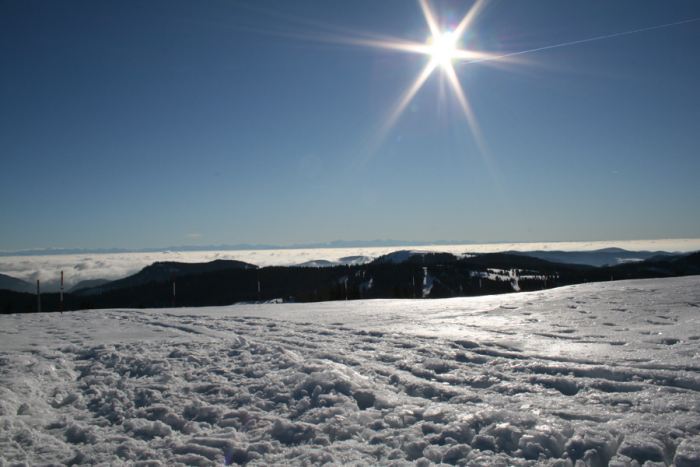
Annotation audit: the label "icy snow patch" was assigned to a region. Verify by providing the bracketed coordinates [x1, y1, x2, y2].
[0, 276, 699, 465]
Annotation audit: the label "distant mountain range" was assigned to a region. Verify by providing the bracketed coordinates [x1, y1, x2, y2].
[293, 248, 677, 268]
[0, 240, 477, 257]
[0, 248, 694, 294]
[74, 259, 256, 296]
[0, 273, 34, 294]
[1, 249, 699, 314]
[506, 247, 675, 267]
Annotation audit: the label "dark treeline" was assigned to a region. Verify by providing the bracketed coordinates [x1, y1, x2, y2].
[1, 251, 699, 314]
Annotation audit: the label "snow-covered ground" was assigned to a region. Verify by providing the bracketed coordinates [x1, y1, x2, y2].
[1, 276, 700, 466]
[3, 238, 700, 290]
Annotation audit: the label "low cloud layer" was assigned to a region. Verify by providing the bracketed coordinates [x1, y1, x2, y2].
[1, 239, 698, 291]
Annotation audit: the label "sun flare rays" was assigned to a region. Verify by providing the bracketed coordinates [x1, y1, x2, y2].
[360, 0, 495, 154]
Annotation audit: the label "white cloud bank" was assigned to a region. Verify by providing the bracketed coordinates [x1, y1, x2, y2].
[1, 238, 699, 289]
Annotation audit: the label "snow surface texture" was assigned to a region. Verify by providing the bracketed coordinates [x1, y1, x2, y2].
[1, 276, 699, 466]
[3, 238, 700, 290]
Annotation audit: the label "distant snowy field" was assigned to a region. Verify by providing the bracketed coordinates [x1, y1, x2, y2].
[2, 276, 700, 465]
[2, 238, 700, 290]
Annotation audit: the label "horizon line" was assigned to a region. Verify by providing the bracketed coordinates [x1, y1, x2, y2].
[2, 237, 700, 257]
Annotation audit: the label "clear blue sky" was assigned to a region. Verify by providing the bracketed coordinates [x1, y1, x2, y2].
[2, 0, 699, 250]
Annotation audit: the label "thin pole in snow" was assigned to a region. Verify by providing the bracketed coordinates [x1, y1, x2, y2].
[60, 271, 64, 313]
[36, 279, 41, 313]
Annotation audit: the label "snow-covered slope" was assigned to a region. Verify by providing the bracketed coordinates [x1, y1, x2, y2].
[1, 276, 699, 465]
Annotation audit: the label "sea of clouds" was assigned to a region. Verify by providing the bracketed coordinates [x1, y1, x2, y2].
[1, 238, 699, 290]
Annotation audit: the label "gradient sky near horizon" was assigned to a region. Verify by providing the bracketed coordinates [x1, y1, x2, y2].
[2, 0, 699, 251]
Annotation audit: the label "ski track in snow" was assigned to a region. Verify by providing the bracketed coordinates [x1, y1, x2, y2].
[1, 276, 700, 466]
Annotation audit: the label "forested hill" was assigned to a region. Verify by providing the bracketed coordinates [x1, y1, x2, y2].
[1, 251, 699, 314]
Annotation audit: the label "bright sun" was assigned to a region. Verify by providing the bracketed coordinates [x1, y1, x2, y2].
[429, 31, 458, 68]
[352, 0, 495, 150]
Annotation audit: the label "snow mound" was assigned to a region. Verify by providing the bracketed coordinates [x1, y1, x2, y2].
[1, 276, 699, 465]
